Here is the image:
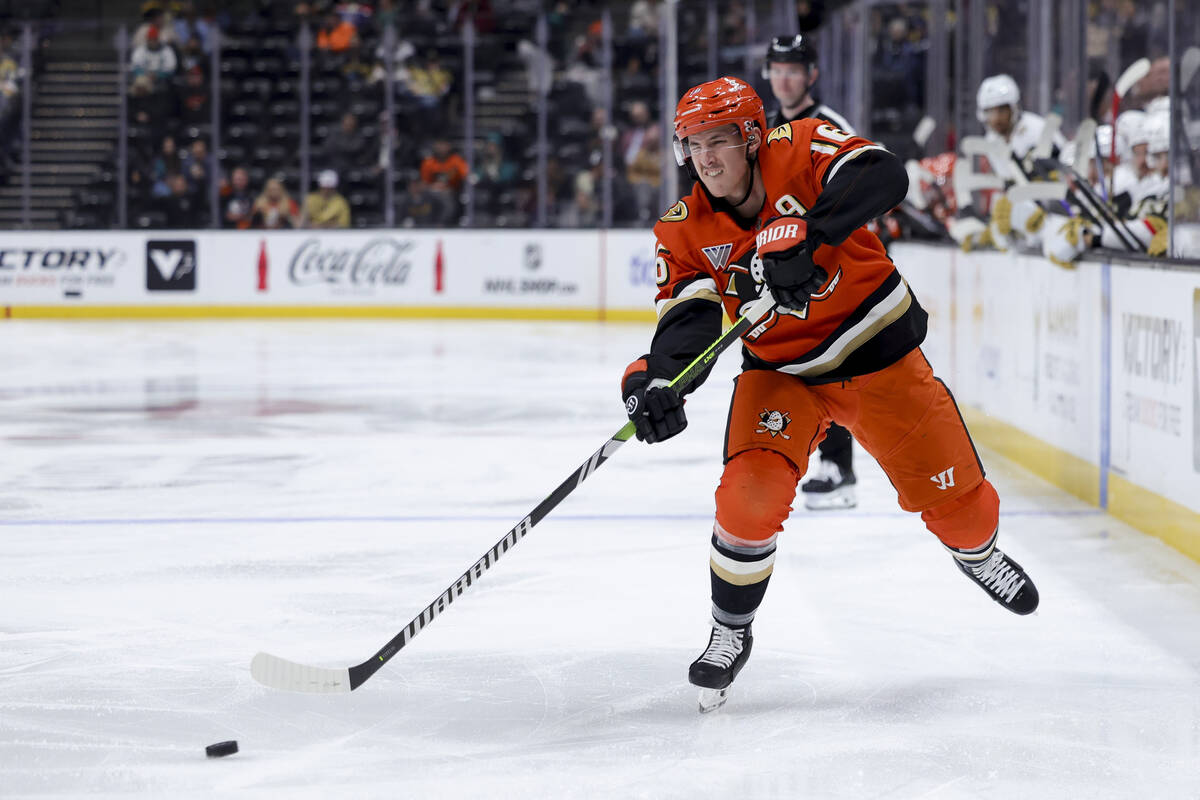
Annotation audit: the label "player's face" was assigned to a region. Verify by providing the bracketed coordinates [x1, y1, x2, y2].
[767, 63, 812, 108]
[687, 125, 751, 199]
[984, 106, 1014, 137]
[1132, 143, 1149, 176]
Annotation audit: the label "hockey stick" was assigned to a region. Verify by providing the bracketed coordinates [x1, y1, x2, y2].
[251, 292, 779, 693]
[1035, 154, 1145, 253]
[1005, 181, 1067, 204]
[1108, 58, 1151, 197]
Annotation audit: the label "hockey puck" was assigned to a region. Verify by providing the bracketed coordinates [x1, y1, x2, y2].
[205, 740, 238, 758]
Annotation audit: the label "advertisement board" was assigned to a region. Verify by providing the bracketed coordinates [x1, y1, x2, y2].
[1109, 265, 1200, 513]
[0, 233, 142, 303]
[889, 242, 955, 383]
[602, 230, 658, 314]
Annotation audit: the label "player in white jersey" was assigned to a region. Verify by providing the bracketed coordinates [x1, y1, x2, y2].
[976, 74, 1063, 179]
[1112, 110, 1149, 200]
[761, 34, 858, 511]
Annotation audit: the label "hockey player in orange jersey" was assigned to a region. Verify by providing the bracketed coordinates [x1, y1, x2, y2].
[619, 77, 1039, 713]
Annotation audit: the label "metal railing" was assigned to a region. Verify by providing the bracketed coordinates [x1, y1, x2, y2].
[0, 1, 1195, 256]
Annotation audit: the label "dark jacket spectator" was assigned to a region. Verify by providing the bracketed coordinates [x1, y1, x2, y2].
[223, 166, 254, 229]
[164, 173, 205, 228]
[322, 112, 367, 176]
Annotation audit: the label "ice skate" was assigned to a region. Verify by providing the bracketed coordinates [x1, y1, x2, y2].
[801, 461, 856, 510]
[952, 548, 1039, 615]
[689, 621, 753, 713]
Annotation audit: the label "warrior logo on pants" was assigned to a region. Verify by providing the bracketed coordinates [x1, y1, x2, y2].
[930, 467, 956, 490]
[756, 409, 792, 439]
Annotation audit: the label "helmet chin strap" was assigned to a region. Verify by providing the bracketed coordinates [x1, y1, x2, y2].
[728, 133, 760, 209]
[728, 165, 757, 208]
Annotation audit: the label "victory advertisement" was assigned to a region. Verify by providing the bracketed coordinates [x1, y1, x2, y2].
[0, 234, 137, 302]
[1110, 266, 1200, 513]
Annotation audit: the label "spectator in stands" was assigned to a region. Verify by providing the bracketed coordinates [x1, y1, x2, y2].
[452, 0, 497, 34]
[130, 26, 178, 86]
[179, 68, 208, 125]
[129, 73, 171, 134]
[316, 11, 358, 53]
[251, 176, 300, 229]
[374, 0, 399, 33]
[408, 51, 452, 111]
[473, 133, 517, 191]
[0, 44, 18, 133]
[133, 7, 177, 50]
[177, 35, 206, 75]
[173, 2, 214, 53]
[398, 174, 453, 227]
[0, 45, 16, 181]
[304, 169, 352, 229]
[472, 133, 517, 219]
[558, 171, 600, 228]
[721, 0, 748, 46]
[341, 43, 373, 89]
[873, 16, 923, 111]
[620, 101, 661, 223]
[796, 0, 825, 31]
[628, 0, 659, 38]
[150, 135, 182, 198]
[335, 2, 374, 29]
[182, 138, 210, 194]
[164, 173, 205, 228]
[421, 138, 468, 191]
[223, 166, 254, 229]
[322, 111, 367, 177]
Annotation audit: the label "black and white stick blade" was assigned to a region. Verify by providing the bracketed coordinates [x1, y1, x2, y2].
[251, 652, 352, 694]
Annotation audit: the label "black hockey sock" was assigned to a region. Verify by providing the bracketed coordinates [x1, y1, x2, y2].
[818, 423, 853, 473]
[708, 533, 775, 628]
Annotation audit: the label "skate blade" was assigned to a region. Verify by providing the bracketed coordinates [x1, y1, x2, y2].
[804, 488, 856, 510]
[697, 687, 729, 713]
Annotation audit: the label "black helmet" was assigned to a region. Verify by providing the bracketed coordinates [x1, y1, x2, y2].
[762, 35, 818, 78]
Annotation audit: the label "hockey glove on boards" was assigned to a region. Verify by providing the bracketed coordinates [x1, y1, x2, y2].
[622, 354, 686, 443]
[756, 216, 828, 311]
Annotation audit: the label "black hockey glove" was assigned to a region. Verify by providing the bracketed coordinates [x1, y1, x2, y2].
[756, 215, 828, 311]
[621, 353, 687, 443]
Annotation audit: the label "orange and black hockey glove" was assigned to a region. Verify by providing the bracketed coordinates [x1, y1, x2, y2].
[621, 354, 686, 443]
[756, 216, 828, 311]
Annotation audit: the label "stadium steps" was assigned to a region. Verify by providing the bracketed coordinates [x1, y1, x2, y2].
[0, 186, 75, 211]
[23, 49, 120, 230]
[0, 208, 62, 227]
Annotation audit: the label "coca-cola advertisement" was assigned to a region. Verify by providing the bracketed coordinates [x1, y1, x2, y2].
[285, 237, 415, 294]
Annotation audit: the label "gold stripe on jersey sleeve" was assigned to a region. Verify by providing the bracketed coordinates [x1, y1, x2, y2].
[656, 288, 721, 319]
[784, 285, 912, 377]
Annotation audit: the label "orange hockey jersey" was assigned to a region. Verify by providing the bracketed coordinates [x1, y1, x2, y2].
[651, 118, 925, 384]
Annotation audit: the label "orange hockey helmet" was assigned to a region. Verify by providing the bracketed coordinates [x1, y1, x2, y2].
[672, 77, 767, 167]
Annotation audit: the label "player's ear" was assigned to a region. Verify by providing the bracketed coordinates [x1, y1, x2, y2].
[746, 127, 762, 157]
[808, 65, 819, 90]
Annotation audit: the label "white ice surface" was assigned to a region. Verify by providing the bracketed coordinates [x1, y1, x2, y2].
[1, 320, 1198, 799]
